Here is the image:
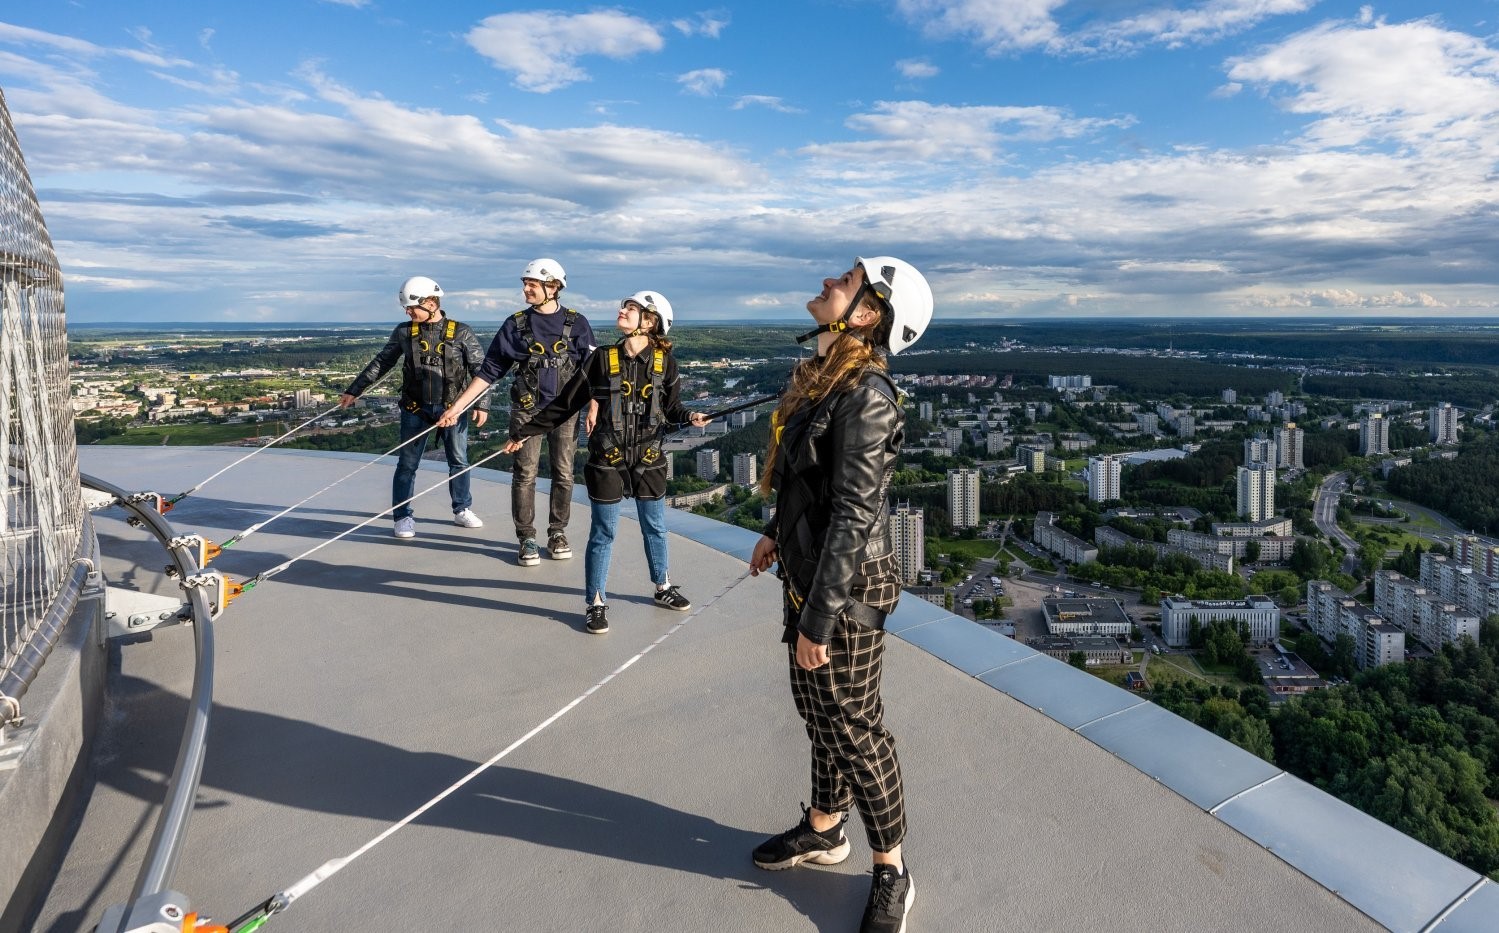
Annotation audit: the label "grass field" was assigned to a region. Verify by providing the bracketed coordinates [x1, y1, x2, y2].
[96, 422, 286, 446]
[928, 536, 1006, 563]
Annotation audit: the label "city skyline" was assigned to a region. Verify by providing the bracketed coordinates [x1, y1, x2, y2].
[2, 1, 1498, 324]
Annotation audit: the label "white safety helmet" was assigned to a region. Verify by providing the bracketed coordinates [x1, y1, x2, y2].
[521, 258, 567, 290]
[621, 291, 673, 335]
[856, 256, 932, 355]
[398, 276, 443, 310]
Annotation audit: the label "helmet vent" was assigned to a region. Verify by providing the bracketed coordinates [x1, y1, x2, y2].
[903, 325, 917, 342]
[881, 265, 896, 284]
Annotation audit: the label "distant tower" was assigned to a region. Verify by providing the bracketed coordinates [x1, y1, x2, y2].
[695, 448, 720, 481]
[1221, 388, 1237, 404]
[1430, 403, 1459, 445]
[1244, 435, 1277, 467]
[888, 502, 925, 585]
[1359, 414, 1391, 456]
[947, 468, 981, 529]
[1087, 455, 1122, 503]
[732, 452, 758, 487]
[1237, 464, 1276, 521]
[1275, 422, 1304, 469]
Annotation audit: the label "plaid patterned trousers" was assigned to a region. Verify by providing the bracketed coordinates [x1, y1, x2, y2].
[787, 617, 907, 853]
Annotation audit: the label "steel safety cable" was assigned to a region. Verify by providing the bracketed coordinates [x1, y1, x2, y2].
[222, 566, 758, 930]
[243, 435, 516, 589]
[167, 370, 398, 508]
[218, 388, 492, 550]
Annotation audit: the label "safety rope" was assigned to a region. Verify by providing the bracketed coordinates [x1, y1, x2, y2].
[218, 389, 491, 551]
[221, 566, 757, 930]
[166, 370, 397, 509]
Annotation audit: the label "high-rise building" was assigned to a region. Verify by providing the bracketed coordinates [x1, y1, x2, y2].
[1048, 374, 1092, 389]
[1359, 414, 1391, 456]
[1244, 435, 1277, 466]
[1017, 444, 1047, 472]
[732, 452, 757, 487]
[695, 448, 720, 481]
[888, 501, 925, 585]
[293, 388, 314, 408]
[1430, 402, 1459, 445]
[1236, 463, 1276, 521]
[947, 468, 981, 529]
[1221, 388, 1237, 404]
[1174, 414, 1195, 437]
[944, 427, 965, 451]
[1087, 455, 1122, 503]
[1266, 390, 1285, 407]
[1275, 423, 1304, 469]
[918, 400, 933, 421]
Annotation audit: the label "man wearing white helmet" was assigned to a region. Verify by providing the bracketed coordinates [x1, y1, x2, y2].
[341, 276, 489, 539]
[747, 256, 933, 933]
[439, 259, 596, 566]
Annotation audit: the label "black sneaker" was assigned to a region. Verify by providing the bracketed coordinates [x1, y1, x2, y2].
[548, 532, 572, 560]
[653, 585, 691, 611]
[860, 865, 915, 933]
[752, 806, 850, 870]
[517, 538, 540, 567]
[585, 604, 609, 635]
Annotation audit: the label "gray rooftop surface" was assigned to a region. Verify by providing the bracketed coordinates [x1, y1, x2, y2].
[28, 447, 1493, 931]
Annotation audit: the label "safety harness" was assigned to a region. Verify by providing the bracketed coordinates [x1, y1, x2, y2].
[595, 343, 666, 488]
[511, 307, 578, 411]
[404, 318, 460, 420]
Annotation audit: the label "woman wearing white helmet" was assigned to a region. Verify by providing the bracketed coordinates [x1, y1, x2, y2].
[747, 256, 932, 933]
[503, 290, 708, 635]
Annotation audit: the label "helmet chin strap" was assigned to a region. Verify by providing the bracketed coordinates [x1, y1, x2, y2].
[796, 282, 872, 346]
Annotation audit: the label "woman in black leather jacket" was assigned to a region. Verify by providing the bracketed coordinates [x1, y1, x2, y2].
[747, 256, 933, 933]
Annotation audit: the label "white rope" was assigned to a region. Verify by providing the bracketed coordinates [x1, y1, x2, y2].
[174, 370, 398, 501]
[271, 565, 756, 912]
[226, 389, 490, 547]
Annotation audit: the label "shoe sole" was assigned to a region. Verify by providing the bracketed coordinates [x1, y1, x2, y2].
[549, 550, 572, 559]
[518, 554, 540, 566]
[455, 520, 484, 528]
[752, 840, 851, 870]
[654, 600, 691, 611]
[394, 532, 416, 539]
[896, 877, 916, 933]
[587, 625, 609, 635]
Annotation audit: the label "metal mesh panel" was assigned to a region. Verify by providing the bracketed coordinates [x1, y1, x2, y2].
[0, 87, 85, 690]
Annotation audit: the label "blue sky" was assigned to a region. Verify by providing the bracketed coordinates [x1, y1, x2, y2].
[2, 1, 1497, 324]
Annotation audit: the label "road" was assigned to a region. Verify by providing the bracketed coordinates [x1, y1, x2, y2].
[1314, 471, 1362, 574]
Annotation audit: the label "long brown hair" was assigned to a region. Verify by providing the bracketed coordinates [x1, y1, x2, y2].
[759, 297, 888, 496]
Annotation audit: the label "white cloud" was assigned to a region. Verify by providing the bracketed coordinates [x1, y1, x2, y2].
[1226, 15, 1499, 156]
[732, 95, 802, 114]
[0, 20, 191, 68]
[896, 0, 1313, 55]
[1074, 0, 1315, 53]
[895, 0, 1065, 53]
[801, 100, 1131, 162]
[672, 12, 730, 38]
[896, 58, 940, 79]
[1241, 288, 1447, 309]
[466, 11, 664, 93]
[678, 68, 727, 96]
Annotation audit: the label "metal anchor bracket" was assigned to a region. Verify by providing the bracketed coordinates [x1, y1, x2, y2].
[104, 585, 191, 639]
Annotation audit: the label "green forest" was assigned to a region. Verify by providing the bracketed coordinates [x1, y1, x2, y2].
[1156, 616, 1499, 880]
[1386, 434, 1499, 535]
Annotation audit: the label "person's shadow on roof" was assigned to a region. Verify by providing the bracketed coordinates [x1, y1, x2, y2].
[69, 675, 866, 932]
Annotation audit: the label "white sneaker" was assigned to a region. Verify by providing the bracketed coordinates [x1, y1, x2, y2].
[453, 509, 483, 529]
[393, 516, 416, 538]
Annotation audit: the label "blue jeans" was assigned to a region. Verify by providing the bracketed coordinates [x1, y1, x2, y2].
[392, 404, 471, 520]
[585, 496, 669, 605]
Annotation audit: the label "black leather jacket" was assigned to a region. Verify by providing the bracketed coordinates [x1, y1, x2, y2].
[344, 317, 488, 412]
[767, 369, 904, 644]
